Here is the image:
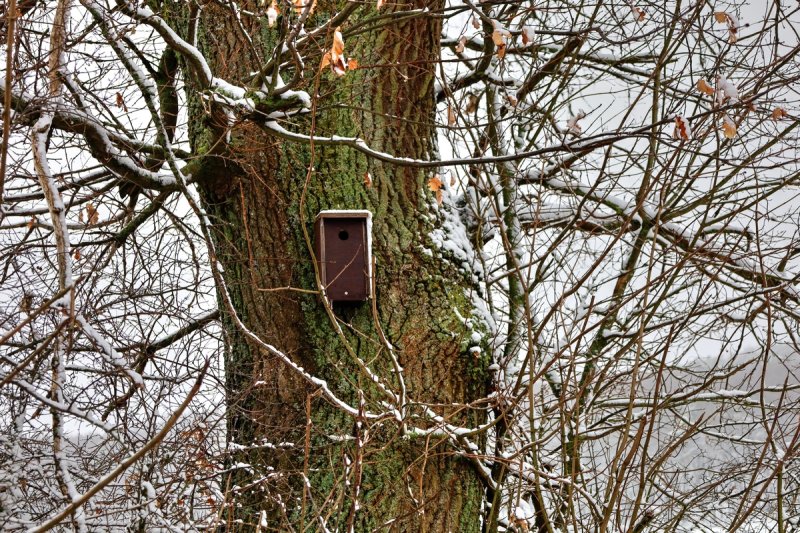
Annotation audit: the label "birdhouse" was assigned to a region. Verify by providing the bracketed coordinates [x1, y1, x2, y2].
[314, 210, 372, 302]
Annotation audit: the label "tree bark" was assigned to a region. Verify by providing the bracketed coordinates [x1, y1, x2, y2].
[185, 1, 488, 530]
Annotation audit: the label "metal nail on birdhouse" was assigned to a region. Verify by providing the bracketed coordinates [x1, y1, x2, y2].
[314, 210, 372, 302]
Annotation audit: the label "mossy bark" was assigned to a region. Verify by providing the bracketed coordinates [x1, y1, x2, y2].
[180, 1, 487, 530]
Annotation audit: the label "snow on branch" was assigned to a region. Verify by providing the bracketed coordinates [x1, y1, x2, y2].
[111, 0, 213, 87]
[74, 314, 145, 387]
[2, 77, 178, 190]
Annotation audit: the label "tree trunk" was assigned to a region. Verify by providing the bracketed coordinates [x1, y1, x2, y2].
[185, 1, 488, 530]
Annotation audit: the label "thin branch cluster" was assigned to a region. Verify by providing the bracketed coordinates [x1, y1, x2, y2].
[0, 0, 799, 531]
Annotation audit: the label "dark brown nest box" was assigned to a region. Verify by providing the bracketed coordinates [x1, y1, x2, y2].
[314, 210, 373, 302]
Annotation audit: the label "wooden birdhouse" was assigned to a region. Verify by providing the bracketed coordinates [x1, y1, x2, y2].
[314, 210, 372, 302]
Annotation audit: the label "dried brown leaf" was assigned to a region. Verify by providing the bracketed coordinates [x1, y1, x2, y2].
[566, 111, 586, 135]
[722, 115, 737, 138]
[521, 26, 535, 45]
[321, 28, 348, 76]
[465, 93, 479, 114]
[332, 28, 344, 56]
[86, 202, 99, 225]
[448, 106, 457, 126]
[115, 92, 128, 112]
[771, 107, 788, 120]
[674, 115, 692, 140]
[713, 11, 739, 43]
[697, 78, 714, 96]
[491, 27, 510, 59]
[293, 0, 315, 15]
[19, 293, 32, 314]
[455, 35, 467, 54]
[267, 1, 279, 27]
[491, 30, 505, 47]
